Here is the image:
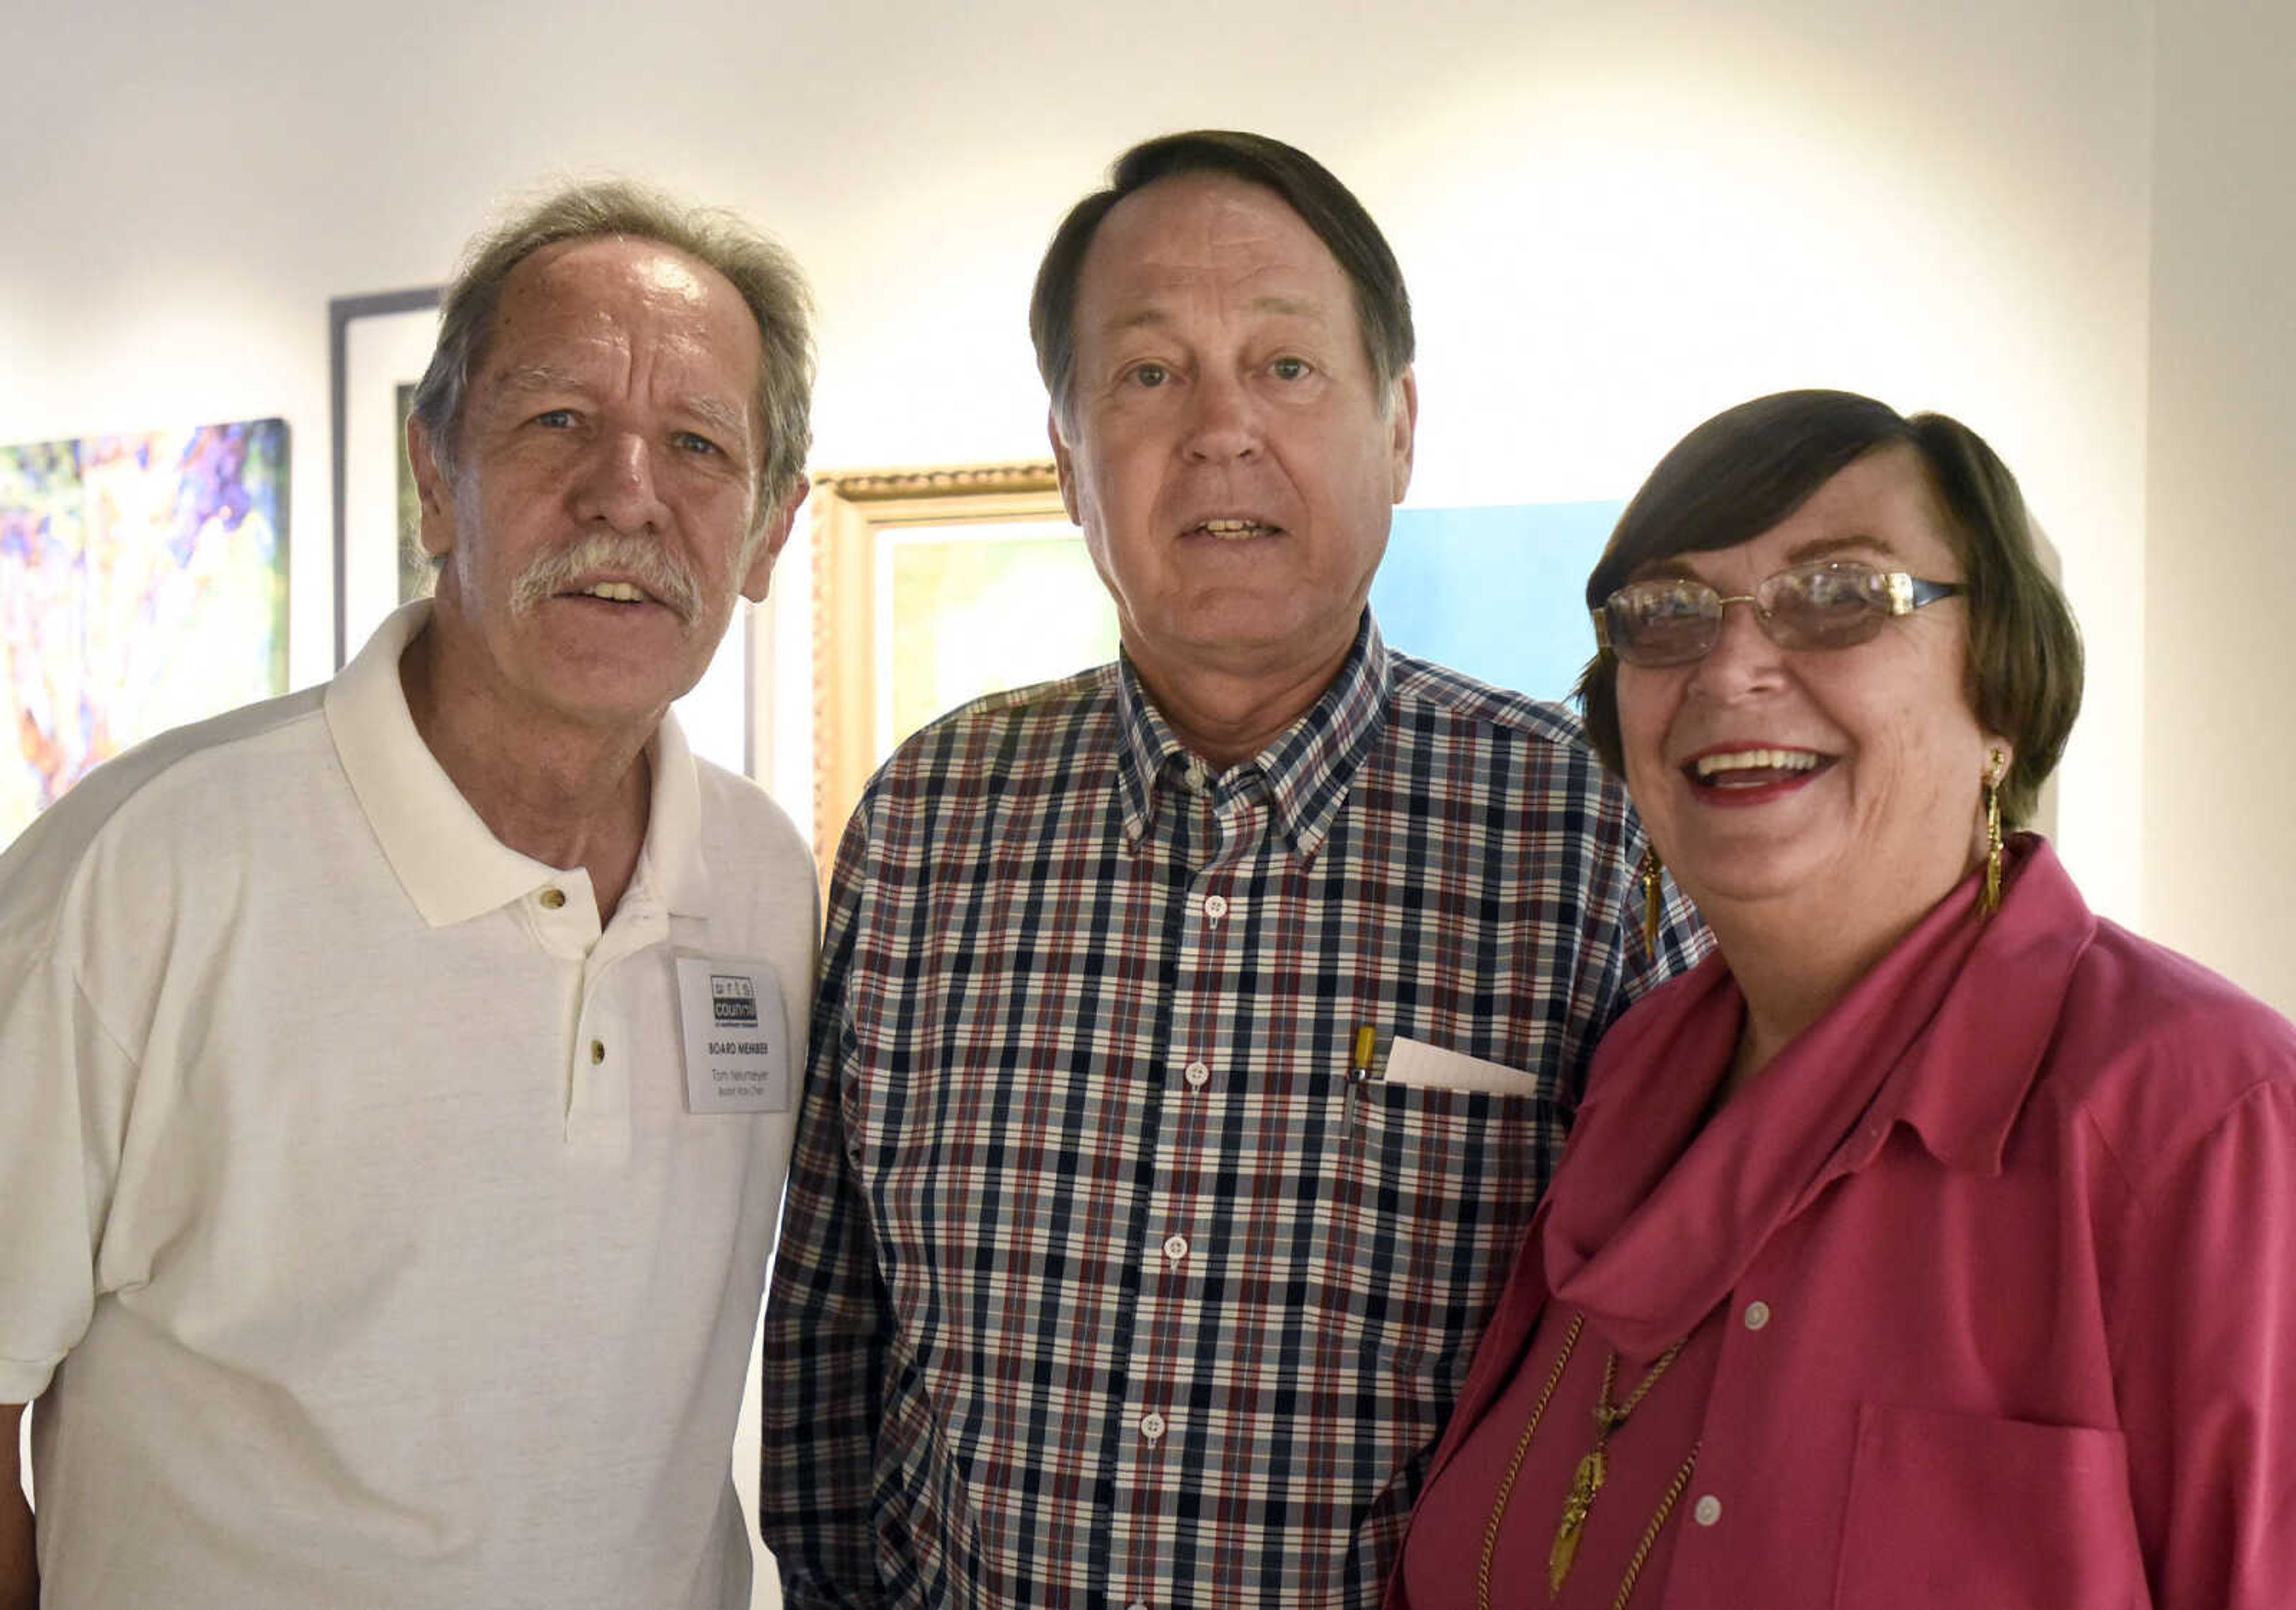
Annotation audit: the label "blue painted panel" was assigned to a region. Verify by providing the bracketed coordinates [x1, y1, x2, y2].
[1372, 499, 1622, 705]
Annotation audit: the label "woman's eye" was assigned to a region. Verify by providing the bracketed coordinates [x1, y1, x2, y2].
[1129, 363, 1170, 389]
[1270, 356, 1311, 381]
[534, 408, 577, 429]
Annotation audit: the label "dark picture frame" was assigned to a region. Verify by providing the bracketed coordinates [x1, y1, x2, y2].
[328, 287, 441, 667]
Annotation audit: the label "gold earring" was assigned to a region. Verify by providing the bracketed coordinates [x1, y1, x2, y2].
[1979, 748, 2007, 918]
[1637, 843, 1665, 952]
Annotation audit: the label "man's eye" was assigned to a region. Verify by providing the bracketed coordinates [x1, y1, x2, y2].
[533, 408, 577, 429]
[1269, 356, 1311, 381]
[1128, 363, 1170, 389]
[674, 432, 722, 456]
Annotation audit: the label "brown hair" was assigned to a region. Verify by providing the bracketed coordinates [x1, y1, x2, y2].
[1576, 389, 2083, 826]
[1028, 130, 1413, 425]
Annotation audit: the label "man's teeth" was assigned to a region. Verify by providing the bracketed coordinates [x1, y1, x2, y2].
[581, 581, 648, 603]
[1198, 519, 1271, 538]
[1693, 749, 1821, 780]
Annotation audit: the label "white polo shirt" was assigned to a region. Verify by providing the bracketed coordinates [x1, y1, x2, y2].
[0, 603, 817, 1610]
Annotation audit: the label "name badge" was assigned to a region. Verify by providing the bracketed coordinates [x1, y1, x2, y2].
[674, 954, 792, 1114]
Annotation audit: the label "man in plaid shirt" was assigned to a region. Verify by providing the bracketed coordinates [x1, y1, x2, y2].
[760, 130, 1705, 1608]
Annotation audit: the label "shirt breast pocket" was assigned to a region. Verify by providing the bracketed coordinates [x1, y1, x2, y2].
[1834, 1403, 2150, 1609]
[1330, 1058, 1550, 1370]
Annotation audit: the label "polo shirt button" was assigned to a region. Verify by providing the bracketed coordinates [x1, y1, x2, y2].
[1743, 1300, 1772, 1331]
[1163, 1234, 1189, 1264]
[590, 1040, 606, 1065]
[1184, 1061, 1211, 1088]
[539, 887, 567, 909]
[1140, 1412, 1166, 1442]
[1203, 894, 1229, 919]
[1693, 1494, 1723, 1527]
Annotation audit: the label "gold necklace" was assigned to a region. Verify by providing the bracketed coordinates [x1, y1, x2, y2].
[1474, 1313, 1702, 1610]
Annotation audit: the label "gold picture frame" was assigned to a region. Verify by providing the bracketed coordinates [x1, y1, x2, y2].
[810, 461, 1116, 884]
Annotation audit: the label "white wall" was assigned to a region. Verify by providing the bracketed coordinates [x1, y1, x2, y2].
[2145, 0, 2296, 1011]
[2, 0, 2158, 921]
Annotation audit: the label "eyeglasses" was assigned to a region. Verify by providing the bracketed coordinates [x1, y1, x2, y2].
[1592, 560, 1964, 668]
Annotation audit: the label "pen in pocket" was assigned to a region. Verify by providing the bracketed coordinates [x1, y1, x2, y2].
[1349, 1023, 1378, 1081]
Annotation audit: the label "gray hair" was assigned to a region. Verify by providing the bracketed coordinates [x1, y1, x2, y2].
[410, 179, 816, 522]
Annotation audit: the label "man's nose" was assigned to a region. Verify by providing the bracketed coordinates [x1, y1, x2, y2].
[573, 431, 671, 530]
[1181, 369, 1261, 463]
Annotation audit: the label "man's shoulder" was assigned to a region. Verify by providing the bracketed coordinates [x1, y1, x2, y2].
[878, 664, 1123, 780]
[5, 689, 328, 866]
[0, 686, 330, 946]
[1383, 650, 1597, 753]
[689, 753, 813, 881]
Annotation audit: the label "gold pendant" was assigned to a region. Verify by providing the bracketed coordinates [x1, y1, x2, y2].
[1547, 1447, 1607, 1594]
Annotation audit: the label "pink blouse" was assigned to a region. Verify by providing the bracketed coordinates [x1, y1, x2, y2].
[1391, 838, 2296, 1609]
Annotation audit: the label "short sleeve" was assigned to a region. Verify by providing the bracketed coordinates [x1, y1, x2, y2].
[0, 831, 144, 1404]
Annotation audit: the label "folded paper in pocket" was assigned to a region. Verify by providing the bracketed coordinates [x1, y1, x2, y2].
[1382, 1036, 1536, 1095]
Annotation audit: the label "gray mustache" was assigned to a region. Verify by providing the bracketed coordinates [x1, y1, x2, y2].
[509, 534, 703, 623]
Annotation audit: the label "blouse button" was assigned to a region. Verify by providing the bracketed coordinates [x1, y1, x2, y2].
[539, 887, 567, 909]
[1743, 1300, 1772, 1331]
[590, 1040, 606, 1065]
[1693, 1494, 1723, 1527]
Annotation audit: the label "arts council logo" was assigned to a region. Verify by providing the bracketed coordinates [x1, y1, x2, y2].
[710, 975, 759, 1028]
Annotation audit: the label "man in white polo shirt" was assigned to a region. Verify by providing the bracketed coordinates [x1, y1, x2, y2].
[0, 180, 817, 1610]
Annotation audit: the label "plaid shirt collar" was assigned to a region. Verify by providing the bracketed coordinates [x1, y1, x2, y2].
[1113, 609, 1393, 863]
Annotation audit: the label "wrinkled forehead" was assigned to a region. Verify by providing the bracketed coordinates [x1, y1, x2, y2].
[1076, 174, 1357, 334]
[478, 235, 767, 429]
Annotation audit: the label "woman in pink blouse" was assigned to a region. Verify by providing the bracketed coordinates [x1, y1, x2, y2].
[1390, 390, 2296, 1609]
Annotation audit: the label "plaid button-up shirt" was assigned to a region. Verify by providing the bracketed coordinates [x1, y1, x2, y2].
[761, 616, 1706, 1608]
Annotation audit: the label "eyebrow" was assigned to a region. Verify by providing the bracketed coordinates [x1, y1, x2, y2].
[1631, 533, 1907, 583]
[490, 365, 752, 439]
[1785, 534, 1906, 565]
[1100, 293, 1333, 338]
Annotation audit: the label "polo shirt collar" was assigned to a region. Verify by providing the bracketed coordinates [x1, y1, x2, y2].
[1113, 609, 1392, 860]
[324, 601, 710, 928]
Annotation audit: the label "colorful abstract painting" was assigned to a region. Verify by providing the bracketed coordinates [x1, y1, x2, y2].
[0, 418, 289, 845]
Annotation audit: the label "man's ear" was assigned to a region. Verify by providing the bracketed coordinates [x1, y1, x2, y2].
[1387, 366, 1418, 506]
[406, 416, 459, 559]
[740, 473, 808, 603]
[1049, 409, 1082, 527]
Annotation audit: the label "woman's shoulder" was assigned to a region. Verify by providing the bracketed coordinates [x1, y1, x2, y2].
[2039, 916, 2296, 1183]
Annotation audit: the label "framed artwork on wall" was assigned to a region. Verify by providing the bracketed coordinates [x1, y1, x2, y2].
[329, 287, 442, 667]
[0, 417, 290, 846]
[810, 462, 1113, 879]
